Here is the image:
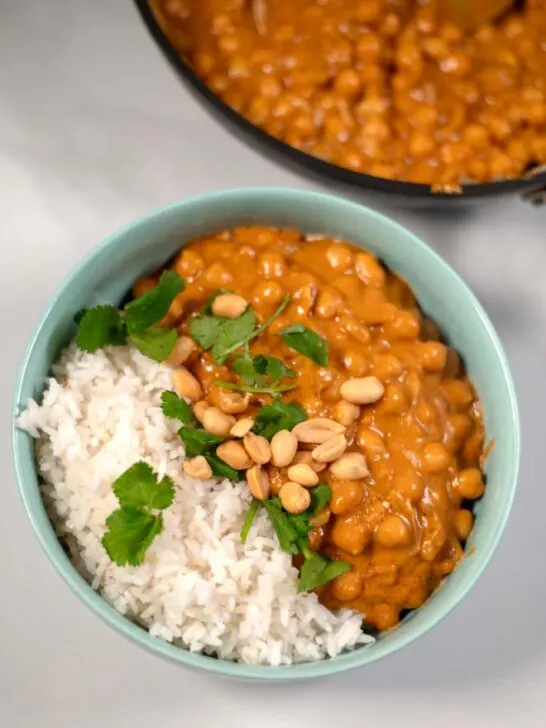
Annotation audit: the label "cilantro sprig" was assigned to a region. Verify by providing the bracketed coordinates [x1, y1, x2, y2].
[215, 349, 297, 397]
[189, 295, 290, 364]
[240, 484, 350, 592]
[102, 462, 175, 566]
[76, 271, 185, 362]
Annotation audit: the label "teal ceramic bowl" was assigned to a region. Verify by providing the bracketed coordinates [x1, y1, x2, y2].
[13, 188, 520, 681]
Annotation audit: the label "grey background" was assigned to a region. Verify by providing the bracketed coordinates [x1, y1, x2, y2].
[1, 1, 545, 726]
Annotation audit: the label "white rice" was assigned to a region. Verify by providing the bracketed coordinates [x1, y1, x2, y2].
[17, 343, 372, 665]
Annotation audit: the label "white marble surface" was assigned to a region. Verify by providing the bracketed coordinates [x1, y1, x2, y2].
[2, 1, 546, 726]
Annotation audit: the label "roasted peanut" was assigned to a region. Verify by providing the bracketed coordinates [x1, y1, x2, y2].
[333, 400, 360, 427]
[341, 376, 385, 405]
[312, 434, 348, 463]
[279, 481, 311, 514]
[216, 387, 250, 414]
[270, 429, 298, 467]
[330, 452, 369, 480]
[243, 432, 271, 464]
[172, 367, 202, 402]
[287, 463, 319, 487]
[183, 455, 212, 480]
[310, 507, 331, 528]
[216, 441, 253, 470]
[292, 451, 327, 473]
[211, 293, 248, 319]
[193, 400, 209, 423]
[202, 407, 236, 437]
[293, 418, 346, 444]
[230, 417, 255, 438]
[246, 465, 270, 500]
[166, 336, 195, 367]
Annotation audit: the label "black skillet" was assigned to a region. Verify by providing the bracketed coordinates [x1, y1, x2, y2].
[132, 0, 546, 206]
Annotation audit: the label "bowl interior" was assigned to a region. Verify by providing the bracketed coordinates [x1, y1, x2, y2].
[13, 188, 519, 680]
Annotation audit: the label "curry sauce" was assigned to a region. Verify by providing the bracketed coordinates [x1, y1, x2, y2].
[135, 226, 485, 632]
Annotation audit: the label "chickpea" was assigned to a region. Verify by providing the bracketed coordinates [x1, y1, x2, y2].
[332, 570, 363, 602]
[257, 249, 287, 279]
[409, 131, 435, 158]
[330, 480, 364, 515]
[355, 34, 383, 61]
[380, 383, 406, 415]
[315, 287, 344, 319]
[342, 348, 369, 376]
[173, 249, 205, 279]
[454, 509, 474, 541]
[334, 68, 361, 98]
[442, 380, 474, 408]
[418, 341, 448, 373]
[201, 262, 233, 288]
[371, 353, 404, 381]
[394, 468, 424, 502]
[372, 603, 399, 631]
[375, 515, 410, 548]
[356, 427, 386, 457]
[421, 442, 451, 474]
[453, 468, 485, 500]
[330, 517, 371, 556]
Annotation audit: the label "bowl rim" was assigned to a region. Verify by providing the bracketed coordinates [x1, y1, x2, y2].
[12, 187, 520, 679]
[132, 0, 546, 201]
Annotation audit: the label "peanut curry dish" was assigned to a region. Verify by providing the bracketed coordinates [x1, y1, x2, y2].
[150, 0, 546, 189]
[126, 226, 485, 633]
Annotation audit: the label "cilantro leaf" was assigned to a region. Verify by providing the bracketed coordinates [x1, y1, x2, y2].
[205, 453, 241, 482]
[102, 507, 163, 566]
[252, 400, 307, 440]
[160, 391, 198, 426]
[130, 326, 177, 362]
[253, 354, 296, 382]
[178, 427, 224, 457]
[232, 352, 267, 387]
[112, 461, 175, 510]
[298, 554, 351, 593]
[262, 498, 301, 555]
[124, 271, 185, 334]
[76, 305, 126, 352]
[188, 314, 223, 350]
[280, 324, 329, 367]
[309, 483, 332, 515]
[240, 499, 261, 543]
[211, 308, 257, 364]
